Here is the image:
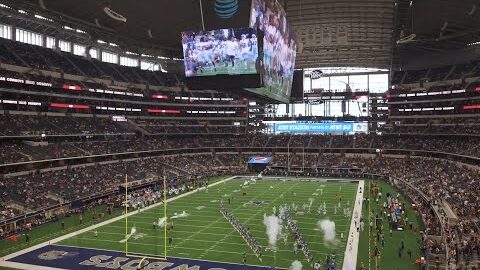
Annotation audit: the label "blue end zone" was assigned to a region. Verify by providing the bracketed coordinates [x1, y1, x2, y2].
[8, 244, 282, 270]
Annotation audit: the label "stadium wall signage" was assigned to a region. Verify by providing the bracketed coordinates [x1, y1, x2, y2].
[247, 156, 273, 164]
[310, 70, 323, 80]
[274, 122, 368, 134]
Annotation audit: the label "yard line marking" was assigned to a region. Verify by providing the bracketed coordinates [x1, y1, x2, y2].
[174, 178, 285, 259]
[368, 180, 371, 270]
[201, 181, 299, 259]
[0, 176, 236, 263]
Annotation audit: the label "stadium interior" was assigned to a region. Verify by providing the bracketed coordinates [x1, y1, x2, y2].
[0, 0, 479, 270]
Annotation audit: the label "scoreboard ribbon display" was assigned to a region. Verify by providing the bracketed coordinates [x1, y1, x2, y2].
[274, 122, 367, 134]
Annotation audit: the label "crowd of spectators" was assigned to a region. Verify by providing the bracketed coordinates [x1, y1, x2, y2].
[135, 119, 246, 135]
[0, 114, 248, 137]
[386, 121, 480, 136]
[0, 154, 247, 218]
[3, 133, 480, 165]
[0, 114, 131, 136]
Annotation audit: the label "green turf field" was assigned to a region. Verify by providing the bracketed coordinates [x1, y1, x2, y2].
[59, 177, 359, 269]
[0, 205, 121, 258]
[195, 60, 257, 76]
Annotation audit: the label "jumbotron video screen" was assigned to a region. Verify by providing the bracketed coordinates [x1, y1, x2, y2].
[247, 0, 297, 103]
[182, 28, 259, 77]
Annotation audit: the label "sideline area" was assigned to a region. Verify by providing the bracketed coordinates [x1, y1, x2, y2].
[342, 180, 364, 270]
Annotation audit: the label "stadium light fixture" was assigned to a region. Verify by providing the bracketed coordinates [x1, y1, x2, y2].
[97, 40, 106, 44]
[34, 14, 53, 22]
[397, 34, 416, 44]
[18, 9, 27, 14]
[0, 4, 11, 9]
[109, 42, 118, 47]
[467, 41, 480, 46]
[104, 6, 127, 23]
[468, 4, 476, 16]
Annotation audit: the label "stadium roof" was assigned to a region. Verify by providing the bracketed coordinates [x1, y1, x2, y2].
[394, 0, 480, 59]
[5, 0, 480, 70]
[286, 0, 394, 70]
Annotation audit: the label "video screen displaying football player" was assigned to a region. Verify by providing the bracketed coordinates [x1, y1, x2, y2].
[182, 28, 259, 77]
[250, 0, 297, 97]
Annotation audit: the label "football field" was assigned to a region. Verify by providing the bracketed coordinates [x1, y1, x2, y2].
[58, 177, 359, 269]
[194, 60, 257, 76]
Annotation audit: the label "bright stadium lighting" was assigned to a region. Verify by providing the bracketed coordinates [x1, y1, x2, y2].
[0, 3, 11, 9]
[467, 41, 480, 46]
[109, 42, 118, 47]
[18, 9, 27, 14]
[63, 25, 74, 30]
[34, 14, 53, 22]
[97, 39, 106, 44]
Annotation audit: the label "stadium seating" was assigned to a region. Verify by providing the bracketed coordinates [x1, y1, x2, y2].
[0, 39, 178, 86]
[0, 114, 131, 136]
[2, 134, 480, 165]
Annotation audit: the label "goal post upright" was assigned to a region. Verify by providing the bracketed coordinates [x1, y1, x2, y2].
[163, 175, 167, 260]
[124, 174, 168, 262]
[125, 174, 128, 256]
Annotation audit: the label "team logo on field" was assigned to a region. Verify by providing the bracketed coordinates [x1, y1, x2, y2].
[131, 232, 147, 240]
[249, 200, 267, 206]
[38, 250, 78, 260]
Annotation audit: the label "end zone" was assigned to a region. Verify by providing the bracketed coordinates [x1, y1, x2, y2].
[3, 244, 276, 270]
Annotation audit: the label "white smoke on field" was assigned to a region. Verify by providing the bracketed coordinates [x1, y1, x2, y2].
[263, 214, 282, 248]
[157, 217, 167, 227]
[289, 260, 302, 270]
[119, 226, 137, 243]
[318, 219, 338, 245]
[171, 211, 189, 219]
